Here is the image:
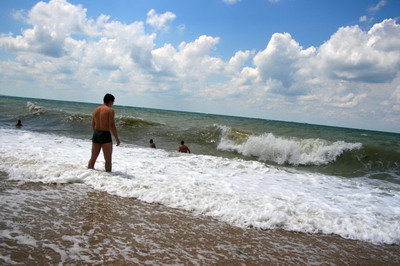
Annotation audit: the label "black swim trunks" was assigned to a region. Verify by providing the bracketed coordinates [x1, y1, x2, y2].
[92, 130, 112, 144]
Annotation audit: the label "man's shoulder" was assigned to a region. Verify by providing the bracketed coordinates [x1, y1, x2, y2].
[95, 105, 113, 111]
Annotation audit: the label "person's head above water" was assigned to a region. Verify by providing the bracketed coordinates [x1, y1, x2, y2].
[103, 93, 115, 104]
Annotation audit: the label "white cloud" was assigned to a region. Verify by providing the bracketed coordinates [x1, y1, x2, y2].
[253, 32, 315, 95]
[392, 86, 400, 102]
[227, 50, 252, 73]
[0, 0, 95, 57]
[360, 0, 387, 26]
[331, 93, 368, 108]
[222, 0, 242, 4]
[176, 35, 221, 70]
[146, 9, 176, 31]
[26, 0, 91, 35]
[389, 85, 400, 111]
[0, 0, 399, 131]
[359, 16, 368, 22]
[314, 20, 400, 83]
[214, 19, 400, 127]
[150, 35, 225, 93]
[368, 0, 386, 12]
[177, 24, 186, 35]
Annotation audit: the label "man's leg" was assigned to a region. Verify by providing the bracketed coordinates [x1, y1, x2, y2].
[102, 142, 113, 172]
[88, 143, 102, 169]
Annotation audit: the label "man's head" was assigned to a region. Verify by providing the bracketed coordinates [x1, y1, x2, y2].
[103, 93, 115, 104]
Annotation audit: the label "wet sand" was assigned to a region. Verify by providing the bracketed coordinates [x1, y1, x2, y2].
[1, 172, 399, 265]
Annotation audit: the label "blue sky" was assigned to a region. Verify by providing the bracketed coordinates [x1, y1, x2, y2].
[0, 0, 400, 132]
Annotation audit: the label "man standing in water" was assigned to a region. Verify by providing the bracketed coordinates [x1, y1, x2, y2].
[88, 93, 120, 172]
[178, 140, 191, 153]
[149, 139, 156, 148]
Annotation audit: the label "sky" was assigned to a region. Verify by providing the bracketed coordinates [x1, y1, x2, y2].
[0, 0, 399, 133]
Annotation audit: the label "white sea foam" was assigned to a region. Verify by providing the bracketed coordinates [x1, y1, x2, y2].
[217, 126, 362, 165]
[0, 128, 399, 245]
[26, 101, 46, 115]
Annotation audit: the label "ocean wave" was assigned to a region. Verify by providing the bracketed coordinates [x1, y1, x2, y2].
[26, 101, 91, 127]
[65, 113, 92, 122]
[27, 101, 47, 115]
[216, 125, 362, 166]
[117, 116, 160, 128]
[182, 124, 251, 145]
[22, 101, 161, 134]
[0, 128, 399, 245]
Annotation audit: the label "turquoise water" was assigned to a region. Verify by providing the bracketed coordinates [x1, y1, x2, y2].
[1, 95, 399, 182]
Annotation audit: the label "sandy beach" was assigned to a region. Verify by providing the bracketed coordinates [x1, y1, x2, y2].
[1, 171, 399, 265]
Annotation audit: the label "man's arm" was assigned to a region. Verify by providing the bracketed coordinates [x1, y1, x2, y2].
[109, 109, 120, 146]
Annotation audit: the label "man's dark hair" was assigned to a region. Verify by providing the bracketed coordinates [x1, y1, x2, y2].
[103, 93, 115, 104]
[181, 141, 184, 144]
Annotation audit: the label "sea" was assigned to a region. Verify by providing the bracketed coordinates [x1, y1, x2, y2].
[1, 95, 399, 264]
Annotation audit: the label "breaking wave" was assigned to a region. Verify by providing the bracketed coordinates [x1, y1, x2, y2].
[216, 125, 362, 166]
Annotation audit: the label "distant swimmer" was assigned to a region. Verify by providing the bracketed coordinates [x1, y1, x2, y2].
[88, 93, 120, 172]
[149, 139, 156, 148]
[178, 141, 191, 153]
[15, 120, 22, 128]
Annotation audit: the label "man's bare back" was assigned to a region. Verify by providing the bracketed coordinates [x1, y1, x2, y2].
[178, 141, 191, 153]
[92, 104, 114, 131]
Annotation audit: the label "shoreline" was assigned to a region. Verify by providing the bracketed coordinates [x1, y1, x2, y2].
[1, 172, 399, 265]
